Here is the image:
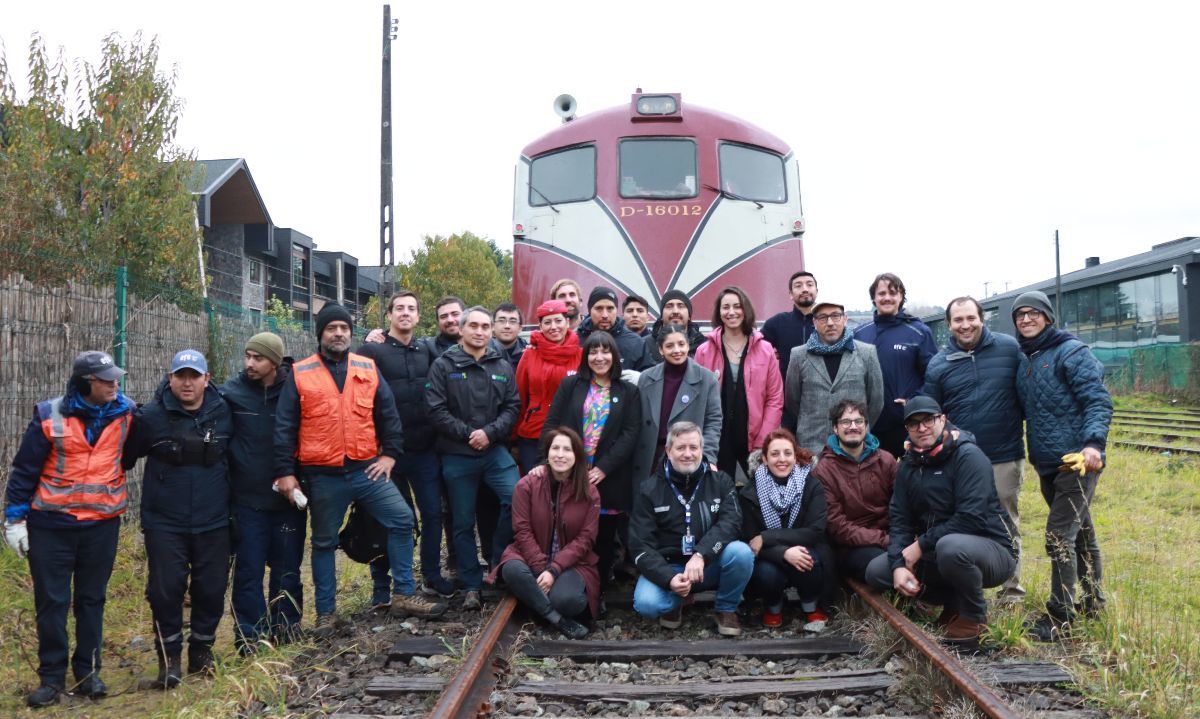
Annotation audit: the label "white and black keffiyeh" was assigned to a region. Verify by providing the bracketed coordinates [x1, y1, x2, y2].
[755, 462, 809, 530]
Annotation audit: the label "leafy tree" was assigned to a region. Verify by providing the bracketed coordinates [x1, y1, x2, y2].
[0, 33, 200, 297]
[264, 295, 302, 332]
[392, 232, 512, 336]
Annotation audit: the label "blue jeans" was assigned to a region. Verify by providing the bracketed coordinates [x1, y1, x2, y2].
[231, 504, 306, 646]
[441, 447, 518, 590]
[370, 449, 445, 598]
[308, 467, 416, 615]
[633, 541, 754, 615]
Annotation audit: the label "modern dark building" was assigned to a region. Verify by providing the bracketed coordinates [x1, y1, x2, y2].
[191, 159, 275, 314]
[924, 237, 1197, 362]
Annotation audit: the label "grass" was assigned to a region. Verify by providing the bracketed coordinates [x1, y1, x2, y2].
[0, 526, 375, 718]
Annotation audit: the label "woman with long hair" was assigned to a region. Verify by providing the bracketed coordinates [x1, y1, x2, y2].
[740, 428, 833, 632]
[632, 325, 723, 484]
[541, 331, 642, 596]
[492, 427, 600, 639]
[695, 286, 784, 481]
[516, 300, 582, 474]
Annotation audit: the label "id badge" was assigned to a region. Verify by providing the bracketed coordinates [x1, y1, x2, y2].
[681, 531, 695, 556]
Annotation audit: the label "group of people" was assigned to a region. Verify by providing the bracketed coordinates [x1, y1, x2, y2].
[1, 269, 1112, 708]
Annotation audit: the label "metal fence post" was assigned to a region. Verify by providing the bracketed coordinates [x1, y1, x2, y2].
[114, 264, 128, 391]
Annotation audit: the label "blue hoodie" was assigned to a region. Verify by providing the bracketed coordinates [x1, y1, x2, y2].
[854, 311, 937, 439]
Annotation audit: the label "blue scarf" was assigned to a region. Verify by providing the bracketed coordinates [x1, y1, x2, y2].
[66, 387, 134, 445]
[806, 328, 855, 356]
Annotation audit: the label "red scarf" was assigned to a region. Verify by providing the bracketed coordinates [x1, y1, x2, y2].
[528, 329, 580, 364]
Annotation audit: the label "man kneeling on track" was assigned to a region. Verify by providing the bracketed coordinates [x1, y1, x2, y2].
[865, 396, 1016, 643]
[629, 421, 751, 637]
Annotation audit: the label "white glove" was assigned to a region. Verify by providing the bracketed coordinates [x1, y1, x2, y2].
[4, 521, 29, 559]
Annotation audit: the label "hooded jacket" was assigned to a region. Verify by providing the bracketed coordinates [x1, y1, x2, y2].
[852, 311, 937, 440]
[577, 316, 650, 371]
[629, 461, 742, 589]
[425, 343, 521, 456]
[694, 327, 784, 452]
[923, 328, 1024, 463]
[220, 359, 294, 511]
[887, 428, 1016, 571]
[812, 434, 896, 550]
[516, 330, 582, 440]
[125, 379, 234, 533]
[356, 335, 439, 451]
[642, 319, 706, 365]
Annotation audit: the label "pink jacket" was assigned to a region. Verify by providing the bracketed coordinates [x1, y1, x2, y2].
[694, 328, 784, 452]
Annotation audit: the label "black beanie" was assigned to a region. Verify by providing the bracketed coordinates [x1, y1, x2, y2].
[587, 286, 618, 311]
[660, 289, 692, 315]
[316, 303, 353, 338]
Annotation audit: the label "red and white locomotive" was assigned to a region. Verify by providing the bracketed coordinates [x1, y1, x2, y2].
[512, 90, 806, 322]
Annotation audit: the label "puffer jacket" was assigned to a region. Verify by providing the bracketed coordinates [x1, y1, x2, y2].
[853, 311, 937, 440]
[356, 335, 439, 451]
[812, 434, 896, 550]
[125, 380, 233, 533]
[577, 316, 650, 371]
[922, 328, 1024, 463]
[220, 360, 293, 511]
[887, 428, 1015, 571]
[694, 327, 784, 452]
[515, 331, 581, 440]
[1015, 334, 1112, 468]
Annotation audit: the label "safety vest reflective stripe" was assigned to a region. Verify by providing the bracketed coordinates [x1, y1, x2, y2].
[33, 398, 130, 522]
[294, 353, 381, 466]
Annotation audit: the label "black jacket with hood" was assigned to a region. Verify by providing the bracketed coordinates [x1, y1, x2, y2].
[425, 343, 520, 456]
[220, 359, 294, 511]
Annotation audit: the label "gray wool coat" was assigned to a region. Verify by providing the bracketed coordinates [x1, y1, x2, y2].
[632, 359, 723, 484]
[785, 340, 884, 456]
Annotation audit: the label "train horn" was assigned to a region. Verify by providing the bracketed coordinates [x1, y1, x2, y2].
[553, 94, 577, 123]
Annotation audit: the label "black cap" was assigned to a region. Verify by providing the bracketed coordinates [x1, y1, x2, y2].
[588, 286, 618, 311]
[315, 303, 353, 338]
[72, 350, 126, 381]
[903, 395, 942, 421]
[660, 289, 692, 315]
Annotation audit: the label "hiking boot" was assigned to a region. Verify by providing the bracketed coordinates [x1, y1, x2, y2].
[312, 613, 347, 639]
[187, 645, 215, 676]
[659, 605, 683, 630]
[1027, 612, 1072, 642]
[554, 616, 590, 640]
[26, 684, 62, 707]
[391, 593, 448, 618]
[762, 607, 783, 628]
[462, 590, 482, 611]
[803, 609, 829, 633]
[935, 606, 959, 628]
[944, 616, 983, 643]
[153, 654, 182, 690]
[715, 611, 742, 637]
[75, 673, 108, 698]
[421, 576, 457, 599]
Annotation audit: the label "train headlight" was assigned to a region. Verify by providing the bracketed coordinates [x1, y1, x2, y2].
[636, 95, 677, 115]
[792, 218, 805, 235]
[513, 222, 527, 238]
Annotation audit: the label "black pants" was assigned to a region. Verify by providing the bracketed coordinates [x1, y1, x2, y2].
[144, 526, 231, 657]
[594, 514, 621, 591]
[500, 559, 588, 623]
[875, 424, 907, 460]
[749, 555, 826, 610]
[1039, 468, 1104, 616]
[865, 533, 1015, 621]
[476, 483, 500, 569]
[837, 546, 886, 584]
[27, 518, 120, 688]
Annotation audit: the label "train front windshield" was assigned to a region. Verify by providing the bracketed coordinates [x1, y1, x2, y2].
[618, 139, 697, 199]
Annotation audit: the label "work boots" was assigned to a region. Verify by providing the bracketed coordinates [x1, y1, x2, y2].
[153, 652, 182, 690]
[188, 644, 215, 677]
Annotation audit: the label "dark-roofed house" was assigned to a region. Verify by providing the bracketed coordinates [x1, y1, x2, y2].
[191, 159, 275, 314]
[312, 250, 360, 317]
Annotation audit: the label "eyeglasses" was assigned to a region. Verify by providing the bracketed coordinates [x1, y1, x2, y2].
[494, 318, 521, 326]
[904, 414, 942, 431]
[1014, 309, 1044, 321]
[837, 418, 866, 428]
[814, 312, 845, 323]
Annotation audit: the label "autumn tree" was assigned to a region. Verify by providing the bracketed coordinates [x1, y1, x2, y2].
[0, 33, 200, 296]
[391, 232, 513, 336]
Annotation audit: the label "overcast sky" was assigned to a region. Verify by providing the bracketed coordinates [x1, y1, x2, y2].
[6, 1, 1200, 313]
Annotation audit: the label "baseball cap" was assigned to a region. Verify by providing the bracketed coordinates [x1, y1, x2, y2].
[903, 395, 942, 421]
[170, 349, 208, 374]
[71, 351, 126, 381]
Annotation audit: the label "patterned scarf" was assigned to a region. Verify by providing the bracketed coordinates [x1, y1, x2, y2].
[754, 462, 809, 530]
[805, 328, 855, 356]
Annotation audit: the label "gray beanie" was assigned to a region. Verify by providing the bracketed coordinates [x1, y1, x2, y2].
[1011, 290, 1055, 324]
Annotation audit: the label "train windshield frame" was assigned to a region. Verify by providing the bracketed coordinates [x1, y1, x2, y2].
[618, 138, 698, 199]
[718, 142, 788, 204]
[529, 144, 596, 207]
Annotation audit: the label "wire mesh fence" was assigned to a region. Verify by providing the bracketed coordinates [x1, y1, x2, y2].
[0, 246, 351, 514]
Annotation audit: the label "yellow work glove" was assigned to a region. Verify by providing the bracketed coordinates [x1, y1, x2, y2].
[1058, 452, 1087, 476]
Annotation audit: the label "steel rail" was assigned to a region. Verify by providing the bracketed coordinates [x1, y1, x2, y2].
[428, 595, 519, 719]
[845, 577, 1020, 719]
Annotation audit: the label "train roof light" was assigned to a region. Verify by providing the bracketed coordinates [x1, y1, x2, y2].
[631, 92, 682, 122]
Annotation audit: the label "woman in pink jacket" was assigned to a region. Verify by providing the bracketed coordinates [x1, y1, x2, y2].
[695, 286, 784, 480]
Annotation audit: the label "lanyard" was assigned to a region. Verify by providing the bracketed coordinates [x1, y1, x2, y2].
[664, 460, 703, 535]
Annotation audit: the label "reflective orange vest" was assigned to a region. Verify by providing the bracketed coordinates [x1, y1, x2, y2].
[32, 397, 131, 521]
[293, 352, 382, 466]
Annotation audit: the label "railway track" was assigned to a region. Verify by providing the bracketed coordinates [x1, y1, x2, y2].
[1111, 408, 1200, 455]
[328, 582, 1092, 718]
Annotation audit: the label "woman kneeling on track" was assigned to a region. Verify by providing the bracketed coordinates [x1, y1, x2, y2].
[740, 428, 834, 632]
[490, 427, 600, 639]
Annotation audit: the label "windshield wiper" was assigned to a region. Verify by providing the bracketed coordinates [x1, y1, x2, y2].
[527, 182, 560, 213]
[704, 183, 763, 209]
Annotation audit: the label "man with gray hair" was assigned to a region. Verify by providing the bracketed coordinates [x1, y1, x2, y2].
[629, 421, 751, 637]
